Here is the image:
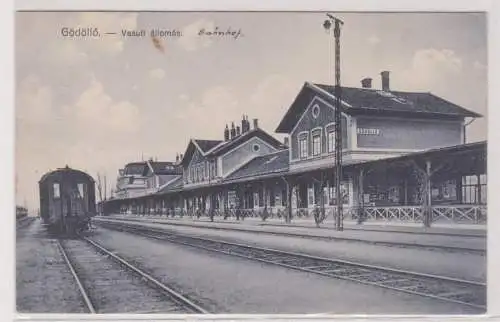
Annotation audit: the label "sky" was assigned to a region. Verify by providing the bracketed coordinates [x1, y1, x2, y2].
[15, 12, 487, 211]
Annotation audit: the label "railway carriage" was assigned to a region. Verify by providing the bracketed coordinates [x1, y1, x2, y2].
[16, 206, 28, 220]
[39, 166, 96, 235]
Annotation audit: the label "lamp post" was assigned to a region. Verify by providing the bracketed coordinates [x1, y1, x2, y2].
[323, 14, 344, 231]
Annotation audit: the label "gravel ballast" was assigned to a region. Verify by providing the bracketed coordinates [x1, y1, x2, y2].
[90, 227, 482, 314]
[97, 218, 486, 283]
[16, 220, 86, 313]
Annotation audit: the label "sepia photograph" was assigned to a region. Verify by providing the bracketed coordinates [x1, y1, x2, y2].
[15, 10, 488, 316]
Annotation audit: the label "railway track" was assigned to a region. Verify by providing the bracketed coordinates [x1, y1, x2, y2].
[97, 221, 486, 311]
[56, 237, 209, 314]
[100, 217, 485, 255]
[16, 216, 36, 230]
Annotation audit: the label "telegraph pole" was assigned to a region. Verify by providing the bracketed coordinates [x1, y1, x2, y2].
[323, 14, 344, 231]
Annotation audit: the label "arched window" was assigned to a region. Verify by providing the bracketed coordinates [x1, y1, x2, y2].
[325, 123, 336, 154]
[311, 128, 322, 156]
[298, 132, 308, 159]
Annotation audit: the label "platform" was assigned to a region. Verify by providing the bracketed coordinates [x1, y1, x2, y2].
[101, 214, 487, 252]
[95, 215, 487, 284]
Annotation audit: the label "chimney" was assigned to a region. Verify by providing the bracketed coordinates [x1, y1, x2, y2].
[236, 125, 241, 136]
[179, 153, 183, 161]
[230, 122, 236, 139]
[284, 137, 289, 147]
[244, 115, 250, 132]
[241, 115, 246, 133]
[381, 71, 390, 91]
[361, 77, 372, 89]
[175, 154, 179, 163]
[224, 124, 230, 141]
[253, 118, 259, 129]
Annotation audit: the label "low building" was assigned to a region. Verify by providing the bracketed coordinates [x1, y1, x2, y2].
[103, 72, 486, 227]
[113, 159, 182, 200]
[114, 162, 149, 199]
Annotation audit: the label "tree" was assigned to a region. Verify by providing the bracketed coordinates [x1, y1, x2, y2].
[96, 172, 104, 215]
[313, 174, 328, 228]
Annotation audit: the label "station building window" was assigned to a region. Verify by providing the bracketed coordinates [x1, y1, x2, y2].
[308, 185, 315, 206]
[431, 179, 458, 203]
[311, 129, 321, 156]
[210, 160, 217, 178]
[327, 182, 349, 205]
[312, 104, 320, 118]
[462, 174, 487, 204]
[253, 192, 260, 208]
[228, 191, 237, 208]
[298, 133, 308, 159]
[326, 124, 336, 153]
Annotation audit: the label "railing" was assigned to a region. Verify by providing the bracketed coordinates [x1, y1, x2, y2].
[358, 205, 486, 224]
[118, 204, 487, 225]
[361, 206, 424, 222]
[290, 206, 354, 219]
[432, 205, 487, 224]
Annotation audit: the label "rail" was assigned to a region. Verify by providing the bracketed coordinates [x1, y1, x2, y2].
[57, 236, 210, 314]
[97, 221, 486, 311]
[84, 237, 210, 314]
[56, 240, 96, 313]
[96, 217, 485, 254]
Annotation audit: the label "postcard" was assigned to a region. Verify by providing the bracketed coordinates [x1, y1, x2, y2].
[14, 9, 489, 319]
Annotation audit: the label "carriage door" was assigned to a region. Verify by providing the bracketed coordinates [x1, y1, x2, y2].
[76, 183, 86, 215]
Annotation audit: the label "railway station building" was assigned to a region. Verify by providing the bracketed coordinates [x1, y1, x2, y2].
[103, 72, 486, 227]
[113, 160, 182, 199]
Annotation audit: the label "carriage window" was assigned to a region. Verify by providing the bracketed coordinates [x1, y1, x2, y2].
[53, 183, 60, 199]
[78, 183, 85, 198]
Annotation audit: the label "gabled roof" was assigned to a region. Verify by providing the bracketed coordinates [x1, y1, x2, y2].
[180, 128, 285, 166]
[207, 128, 285, 157]
[157, 174, 182, 186]
[194, 139, 223, 153]
[180, 139, 223, 167]
[180, 140, 198, 167]
[123, 162, 148, 176]
[147, 161, 182, 175]
[225, 150, 289, 182]
[125, 161, 147, 167]
[156, 175, 183, 194]
[276, 82, 482, 133]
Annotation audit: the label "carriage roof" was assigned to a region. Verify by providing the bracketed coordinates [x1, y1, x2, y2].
[39, 165, 95, 184]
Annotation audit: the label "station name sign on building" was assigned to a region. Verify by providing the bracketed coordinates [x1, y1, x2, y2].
[357, 128, 381, 135]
